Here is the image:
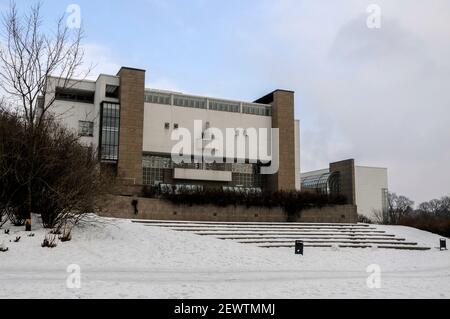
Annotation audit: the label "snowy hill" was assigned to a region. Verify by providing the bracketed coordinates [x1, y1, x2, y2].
[0, 215, 449, 299]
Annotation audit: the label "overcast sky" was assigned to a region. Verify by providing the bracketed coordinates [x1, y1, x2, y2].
[1, 0, 449, 204]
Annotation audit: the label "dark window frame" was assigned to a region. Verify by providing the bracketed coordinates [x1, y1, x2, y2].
[99, 102, 120, 162]
[105, 85, 120, 98]
[78, 120, 94, 137]
[55, 87, 95, 104]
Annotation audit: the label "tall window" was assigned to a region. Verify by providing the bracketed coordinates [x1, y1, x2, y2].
[382, 188, 389, 217]
[78, 121, 94, 137]
[100, 103, 120, 161]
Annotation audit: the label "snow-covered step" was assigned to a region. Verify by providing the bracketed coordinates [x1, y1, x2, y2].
[168, 227, 384, 234]
[144, 224, 375, 230]
[133, 220, 430, 251]
[216, 235, 400, 240]
[192, 231, 388, 236]
[132, 220, 371, 227]
[178, 228, 385, 234]
[237, 239, 416, 245]
[177, 229, 388, 234]
[259, 243, 431, 250]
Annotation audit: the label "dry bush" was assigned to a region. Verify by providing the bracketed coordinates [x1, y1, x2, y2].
[0, 107, 113, 230]
[41, 233, 58, 248]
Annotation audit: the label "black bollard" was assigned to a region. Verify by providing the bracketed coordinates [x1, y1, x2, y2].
[295, 240, 304, 255]
[440, 238, 447, 251]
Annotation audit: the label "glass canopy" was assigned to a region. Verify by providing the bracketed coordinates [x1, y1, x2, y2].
[301, 172, 340, 195]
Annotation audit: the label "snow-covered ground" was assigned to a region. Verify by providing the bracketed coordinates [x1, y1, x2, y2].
[0, 215, 449, 299]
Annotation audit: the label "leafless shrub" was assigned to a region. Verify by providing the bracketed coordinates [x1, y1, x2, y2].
[358, 214, 373, 224]
[0, 209, 7, 228]
[0, 107, 114, 230]
[41, 233, 57, 248]
[58, 224, 72, 242]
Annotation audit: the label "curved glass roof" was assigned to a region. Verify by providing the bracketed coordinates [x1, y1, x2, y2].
[301, 172, 340, 195]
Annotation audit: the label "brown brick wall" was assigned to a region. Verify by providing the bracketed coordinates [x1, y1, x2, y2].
[270, 90, 296, 191]
[117, 68, 145, 186]
[330, 159, 356, 205]
[98, 195, 358, 223]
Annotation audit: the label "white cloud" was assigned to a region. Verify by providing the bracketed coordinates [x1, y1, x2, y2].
[80, 43, 122, 80]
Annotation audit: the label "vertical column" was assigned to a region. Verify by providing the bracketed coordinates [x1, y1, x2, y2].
[117, 67, 145, 185]
[270, 90, 296, 191]
[330, 159, 356, 205]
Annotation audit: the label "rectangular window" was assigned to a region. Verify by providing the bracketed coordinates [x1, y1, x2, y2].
[173, 95, 206, 109]
[209, 99, 240, 113]
[55, 87, 95, 104]
[100, 103, 120, 161]
[144, 92, 171, 105]
[78, 121, 94, 137]
[142, 155, 173, 185]
[242, 103, 271, 116]
[105, 85, 119, 98]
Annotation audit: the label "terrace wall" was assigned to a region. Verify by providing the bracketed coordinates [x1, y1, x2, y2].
[98, 195, 358, 223]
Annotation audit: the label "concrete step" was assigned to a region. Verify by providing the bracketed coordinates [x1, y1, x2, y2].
[216, 235, 401, 240]
[144, 224, 376, 231]
[237, 239, 417, 245]
[168, 228, 382, 233]
[259, 243, 431, 250]
[193, 231, 388, 236]
[133, 219, 430, 251]
[132, 220, 371, 227]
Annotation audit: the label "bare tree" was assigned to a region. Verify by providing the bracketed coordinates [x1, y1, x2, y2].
[0, 2, 92, 228]
[0, 2, 90, 126]
[386, 192, 414, 224]
[418, 196, 450, 217]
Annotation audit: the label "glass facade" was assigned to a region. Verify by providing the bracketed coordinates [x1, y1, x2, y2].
[100, 103, 120, 161]
[173, 95, 207, 109]
[144, 90, 271, 116]
[209, 99, 240, 113]
[242, 103, 272, 116]
[144, 91, 171, 105]
[301, 172, 340, 195]
[142, 155, 172, 185]
[142, 154, 263, 188]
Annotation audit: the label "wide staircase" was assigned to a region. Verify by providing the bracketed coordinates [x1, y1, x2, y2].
[133, 220, 431, 250]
